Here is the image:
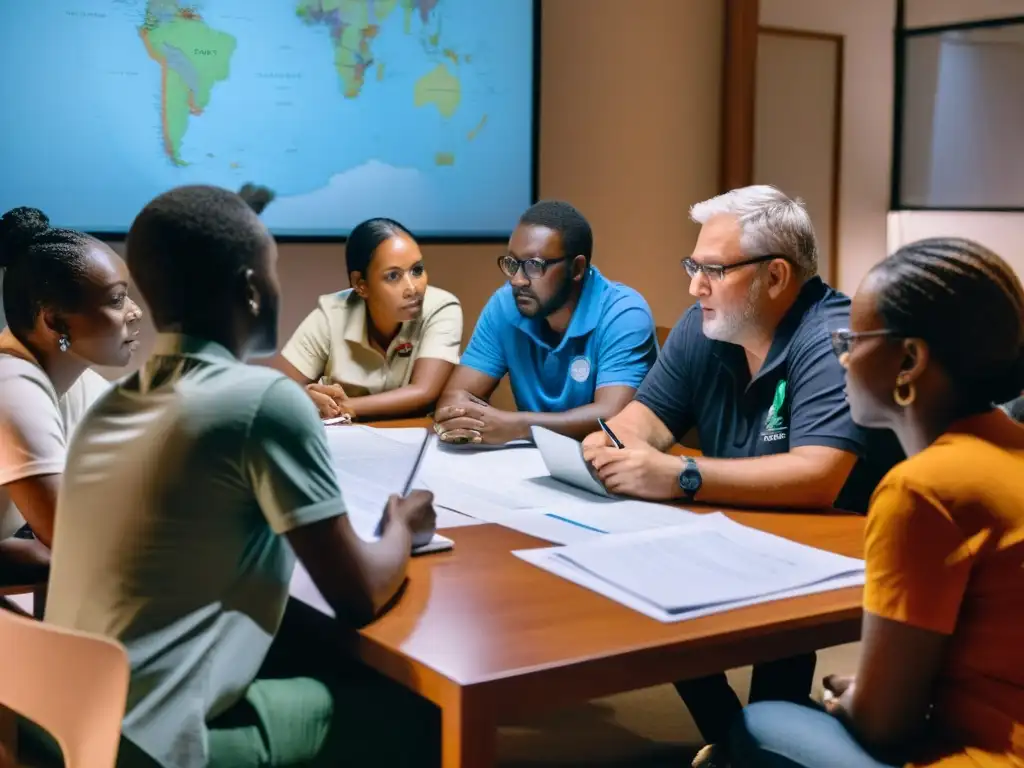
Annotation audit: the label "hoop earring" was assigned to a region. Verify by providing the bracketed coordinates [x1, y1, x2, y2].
[893, 381, 916, 407]
[58, 334, 71, 353]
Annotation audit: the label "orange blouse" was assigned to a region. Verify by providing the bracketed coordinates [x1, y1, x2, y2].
[864, 411, 1024, 768]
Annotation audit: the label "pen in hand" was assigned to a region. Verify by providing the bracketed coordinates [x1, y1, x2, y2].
[597, 418, 625, 449]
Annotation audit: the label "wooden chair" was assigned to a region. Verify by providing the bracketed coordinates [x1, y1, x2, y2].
[0, 609, 129, 767]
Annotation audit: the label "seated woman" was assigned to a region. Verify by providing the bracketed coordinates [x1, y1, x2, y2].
[0, 207, 143, 586]
[280, 217, 462, 421]
[731, 238, 1024, 768]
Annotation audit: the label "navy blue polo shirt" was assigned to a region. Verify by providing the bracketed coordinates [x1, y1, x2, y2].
[635, 277, 903, 513]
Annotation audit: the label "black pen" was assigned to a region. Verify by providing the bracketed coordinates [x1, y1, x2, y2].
[375, 432, 435, 537]
[402, 432, 434, 496]
[597, 418, 625, 449]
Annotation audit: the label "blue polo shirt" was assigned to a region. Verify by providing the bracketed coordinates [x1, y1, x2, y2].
[461, 266, 658, 413]
[635, 277, 905, 513]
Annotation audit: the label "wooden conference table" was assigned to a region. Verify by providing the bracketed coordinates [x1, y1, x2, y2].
[345, 419, 866, 767]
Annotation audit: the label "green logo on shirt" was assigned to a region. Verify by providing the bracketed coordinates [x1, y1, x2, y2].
[764, 379, 787, 432]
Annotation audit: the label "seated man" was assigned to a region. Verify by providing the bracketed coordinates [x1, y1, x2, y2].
[44, 185, 438, 768]
[434, 200, 658, 445]
[583, 185, 903, 767]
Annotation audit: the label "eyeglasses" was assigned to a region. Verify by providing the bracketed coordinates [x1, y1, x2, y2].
[682, 254, 789, 282]
[497, 254, 571, 280]
[829, 328, 897, 359]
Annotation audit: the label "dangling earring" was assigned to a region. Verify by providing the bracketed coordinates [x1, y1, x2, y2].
[893, 376, 916, 407]
[249, 299, 259, 314]
[58, 334, 71, 353]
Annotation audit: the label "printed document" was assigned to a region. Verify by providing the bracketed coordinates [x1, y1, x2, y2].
[515, 513, 864, 621]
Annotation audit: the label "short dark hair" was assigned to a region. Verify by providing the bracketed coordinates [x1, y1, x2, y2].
[126, 185, 270, 328]
[519, 200, 593, 265]
[238, 183, 275, 215]
[345, 218, 414, 281]
[0, 207, 96, 341]
[870, 237, 1024, 413]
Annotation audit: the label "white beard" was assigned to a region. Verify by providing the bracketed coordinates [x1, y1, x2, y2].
[701, 273, 765, 342]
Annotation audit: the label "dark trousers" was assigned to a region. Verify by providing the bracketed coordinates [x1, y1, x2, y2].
[674, 652, 818, 745]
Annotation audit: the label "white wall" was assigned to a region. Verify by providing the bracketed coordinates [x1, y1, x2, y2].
[898, 0, 1024, 274]
[889, 210, 1024, 274]
[761, 0, 1024, 294]
[759, 0, 897, 294]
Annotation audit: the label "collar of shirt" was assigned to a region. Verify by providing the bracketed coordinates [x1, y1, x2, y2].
[505, 266, 609, 352]
[151, 333, 238, 363]
[338, 291, 417, 359]
[711, 276, 828, 386]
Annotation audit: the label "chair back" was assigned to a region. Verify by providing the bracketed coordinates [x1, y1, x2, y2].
[0, 583, 48, 619]
[656, 326, 671, 347]
[0, 609, 128, 768]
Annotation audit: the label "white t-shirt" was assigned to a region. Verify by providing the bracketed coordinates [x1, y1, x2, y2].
[0, 329, 111, 539]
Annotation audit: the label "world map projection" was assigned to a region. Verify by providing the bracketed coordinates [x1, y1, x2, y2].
[0, 1, 536, 237]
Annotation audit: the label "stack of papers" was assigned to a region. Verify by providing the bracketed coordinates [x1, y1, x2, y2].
[515, 513, 865, 622]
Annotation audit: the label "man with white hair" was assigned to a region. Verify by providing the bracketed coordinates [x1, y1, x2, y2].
[583, 185, 902, 766]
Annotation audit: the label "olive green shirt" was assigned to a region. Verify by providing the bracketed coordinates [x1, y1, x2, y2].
[45, 334, 346, 768]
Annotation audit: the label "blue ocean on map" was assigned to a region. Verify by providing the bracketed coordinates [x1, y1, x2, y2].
[0, 0, 535, 236]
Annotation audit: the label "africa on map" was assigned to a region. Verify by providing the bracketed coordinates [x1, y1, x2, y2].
[0, 0, 535, 237]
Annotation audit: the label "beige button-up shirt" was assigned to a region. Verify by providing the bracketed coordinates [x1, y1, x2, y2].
[281, 285, 462, 396]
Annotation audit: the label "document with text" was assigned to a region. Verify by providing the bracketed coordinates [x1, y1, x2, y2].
[515, 513, 864, 621]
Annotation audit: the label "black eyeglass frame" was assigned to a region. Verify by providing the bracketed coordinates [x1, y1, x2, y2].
[681, 253, 792, 281]
[829, 328, 899, 359]
[497, 253, 573, 280]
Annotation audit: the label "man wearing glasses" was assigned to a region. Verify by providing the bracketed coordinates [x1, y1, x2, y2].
[433, 200, 658, 445]
[582, 185, 902, 768]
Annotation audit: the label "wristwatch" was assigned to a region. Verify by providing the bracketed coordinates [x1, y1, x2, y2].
[678, 456, 702, 500]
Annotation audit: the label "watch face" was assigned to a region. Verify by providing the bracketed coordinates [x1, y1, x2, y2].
[680, 474, 701, 492]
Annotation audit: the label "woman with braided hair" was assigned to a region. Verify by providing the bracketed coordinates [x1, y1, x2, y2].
[732, 237, 1024, 768]
[0, 207, 142, 588]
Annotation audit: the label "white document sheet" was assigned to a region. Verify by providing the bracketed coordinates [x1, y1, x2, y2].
[515, 513, 865, 621]
[410, 429, 696, 544]
[542, 500, 695, 536]
[471, 502, 696, 545]
[435, 506, 483, 529]
[326, 426, 453, 552]
[430, 438, 533, 451]
[414, 474, 695, 544]
[413, 437, 547, 488]
[531, 426, 611, 497]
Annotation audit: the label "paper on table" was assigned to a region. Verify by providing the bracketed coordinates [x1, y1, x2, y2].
[327, 426, 453, 552]
[531, 426, 611, 497]
[515, 513, 864, 620]
[435, 506, 483, 529]
[543, 500, 695, 536]
[416, 476, 694, 544]
[417, 473, 604, 515]
[515, 546, 865, 623]
[414, 437, 548, 488]
[433, 438, 533, 451]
